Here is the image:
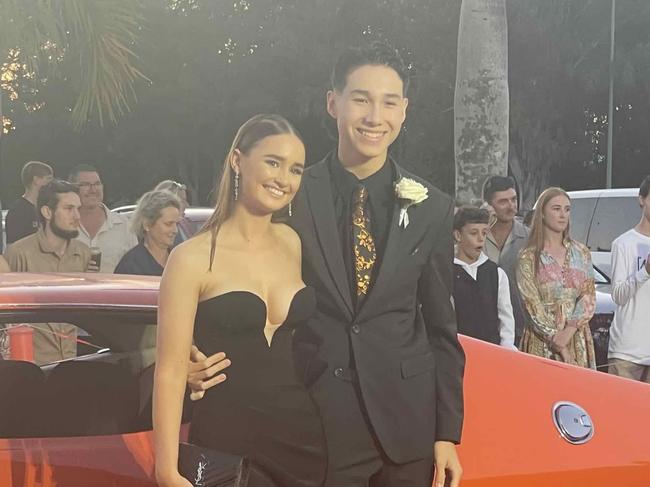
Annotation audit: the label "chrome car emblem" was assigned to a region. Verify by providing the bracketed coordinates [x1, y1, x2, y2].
[552, 401, 594, 445]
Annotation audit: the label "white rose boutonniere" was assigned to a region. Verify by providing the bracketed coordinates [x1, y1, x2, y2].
[394, 177, 428, 229]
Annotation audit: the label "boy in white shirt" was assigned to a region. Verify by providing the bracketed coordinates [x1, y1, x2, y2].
[608, 175, 650, 382]
[452, 206, 517, 349]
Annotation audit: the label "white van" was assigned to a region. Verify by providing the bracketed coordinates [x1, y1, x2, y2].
[568, 188, 641, 278]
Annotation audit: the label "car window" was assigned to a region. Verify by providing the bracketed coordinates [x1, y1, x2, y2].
[0, 312, 157, 439]
[587, 197, 641, 252]
[0, 322, 101, 363]
[569, 197, 597, 245]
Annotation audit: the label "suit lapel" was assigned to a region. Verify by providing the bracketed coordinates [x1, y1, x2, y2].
[305, 161, 354, 316]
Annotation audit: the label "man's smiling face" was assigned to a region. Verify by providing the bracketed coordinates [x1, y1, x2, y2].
[327, 64, 408, 166]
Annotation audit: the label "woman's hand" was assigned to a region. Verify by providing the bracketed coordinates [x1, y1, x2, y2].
[188, 345, 231, 401]
[551, 326, 576, 351]
[156, 471, 193, 487]
[557, 346, 577, 365]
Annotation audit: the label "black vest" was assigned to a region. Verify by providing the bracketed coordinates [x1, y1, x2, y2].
[453, 259, 501, 345]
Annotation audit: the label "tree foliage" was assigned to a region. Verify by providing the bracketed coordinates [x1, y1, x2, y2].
[0, 0, 146, 129]
[2, 0, 650, 209]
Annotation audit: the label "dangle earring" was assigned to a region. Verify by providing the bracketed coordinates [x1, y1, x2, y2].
[234, 171, 239, 201]
[288, 202, 292, 217]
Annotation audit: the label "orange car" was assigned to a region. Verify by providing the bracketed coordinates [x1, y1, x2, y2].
[0, 273, 649, 487]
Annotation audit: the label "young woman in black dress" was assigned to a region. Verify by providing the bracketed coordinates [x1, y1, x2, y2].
[154, 114, 326, 487]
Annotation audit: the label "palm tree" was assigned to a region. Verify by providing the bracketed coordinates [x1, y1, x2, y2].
[0, 0, 146, 131]
[454, 0, 509, 204]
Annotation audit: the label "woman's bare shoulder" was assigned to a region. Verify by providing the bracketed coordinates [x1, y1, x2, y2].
[168, 232, 212, 269]
[272, 223, 301, 250]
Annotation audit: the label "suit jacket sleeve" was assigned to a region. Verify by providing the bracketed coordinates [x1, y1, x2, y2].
[417, 197, 465, 444]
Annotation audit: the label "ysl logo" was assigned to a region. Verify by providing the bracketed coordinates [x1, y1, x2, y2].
[194, 457, 207, 486]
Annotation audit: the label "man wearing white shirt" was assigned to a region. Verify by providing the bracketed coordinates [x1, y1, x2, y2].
[452, 206, 517, 350]
[69, 164, 137, 273]
[608, 176, 650, 382]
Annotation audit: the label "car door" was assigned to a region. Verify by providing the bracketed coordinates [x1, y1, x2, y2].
[0, 312, 160, 487]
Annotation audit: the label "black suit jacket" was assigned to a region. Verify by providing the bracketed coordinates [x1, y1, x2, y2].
[291, 157, 465, 463]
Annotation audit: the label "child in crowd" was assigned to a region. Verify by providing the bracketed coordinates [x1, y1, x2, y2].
[453, 206, 517, 349]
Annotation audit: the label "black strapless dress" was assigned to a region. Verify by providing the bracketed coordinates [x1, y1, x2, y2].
[189, 287, 326, 487]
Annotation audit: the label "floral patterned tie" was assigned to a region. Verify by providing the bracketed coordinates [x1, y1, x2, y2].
[352, 184, 376, 303]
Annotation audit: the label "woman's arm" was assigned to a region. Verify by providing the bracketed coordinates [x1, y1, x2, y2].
[154, 245, 201, 486]
[516, 250, 557, 342]
[565, 246, 596, 329]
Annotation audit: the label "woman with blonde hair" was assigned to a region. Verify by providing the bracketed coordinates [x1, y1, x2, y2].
[516, 187, 596, 368]
[153, 114, 326, 487]
[114, 190, 181, 276]
[153, 180, 194, 243]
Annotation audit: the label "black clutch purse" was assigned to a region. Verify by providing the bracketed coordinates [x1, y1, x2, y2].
[178, 442, 250, 487]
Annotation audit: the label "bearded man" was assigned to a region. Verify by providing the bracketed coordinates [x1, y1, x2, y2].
[4, 179, 91, 364]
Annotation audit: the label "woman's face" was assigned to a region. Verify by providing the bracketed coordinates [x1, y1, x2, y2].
[542, 194, 571, 234]
[145, 206, 180, 249]
[233, 133, 305, 215]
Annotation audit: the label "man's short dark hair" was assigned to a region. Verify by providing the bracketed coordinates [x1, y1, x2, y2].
[21, 161, 53, 188]
[68, 164, 100, 183]
[453, 206, 490, 231]
[37, 179, 79, 225]
[640, 175, 650, 199]
[331, 41, 410, 94]
[482, 175, 516, 204]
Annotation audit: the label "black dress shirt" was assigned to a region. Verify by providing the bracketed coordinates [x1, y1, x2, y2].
[114, 242, 165, 276]
[328, 153, 396, 300]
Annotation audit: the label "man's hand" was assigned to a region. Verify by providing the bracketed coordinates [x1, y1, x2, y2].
[188, 345, 231, 401]
[433, 441, 462, 487]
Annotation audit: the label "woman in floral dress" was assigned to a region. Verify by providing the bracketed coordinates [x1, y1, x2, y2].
[517, 187, 597, 369]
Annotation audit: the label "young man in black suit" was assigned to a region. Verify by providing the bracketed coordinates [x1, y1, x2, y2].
[189, 43, 464, 487]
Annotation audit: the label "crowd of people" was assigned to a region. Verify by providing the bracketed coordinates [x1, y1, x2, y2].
[454, 179, 599, 368]
[0, 162, 191, 364]
[453, 173, 650, 382]
[0, 40, 649, 487]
